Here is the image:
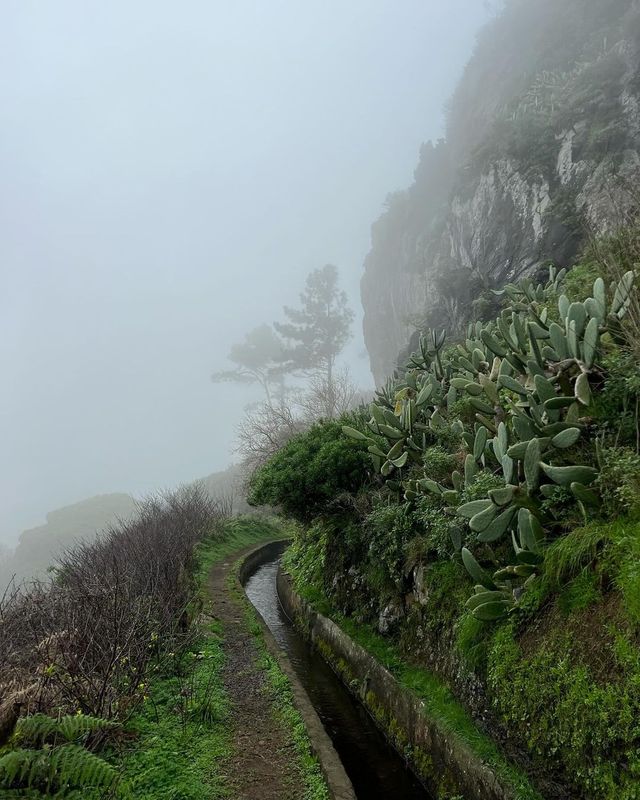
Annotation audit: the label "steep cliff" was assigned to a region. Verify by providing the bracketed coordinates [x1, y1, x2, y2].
[362, 0, 640, 384]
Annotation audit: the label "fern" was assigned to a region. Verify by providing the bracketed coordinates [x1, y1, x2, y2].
[14, 714, 115, 748]
[0, 714, 120, 798]
[12, 716, 57, 748]
[0, 749, 39, 787]
[0, 746, 117, 792]
[48, 744, 117, 788]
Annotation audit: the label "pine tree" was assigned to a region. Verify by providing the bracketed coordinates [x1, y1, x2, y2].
[274, 265, 354, 411]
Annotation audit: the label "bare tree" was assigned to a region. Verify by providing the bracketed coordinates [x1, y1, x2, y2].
[235, 367, 368, 483]
[295, 367, 366, 424]
[235, 401, 304, 481]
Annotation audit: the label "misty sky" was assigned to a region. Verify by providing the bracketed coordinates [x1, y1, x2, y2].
[1, 1, 491, 544]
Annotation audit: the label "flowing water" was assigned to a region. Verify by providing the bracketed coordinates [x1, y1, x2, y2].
[244, 551, 433, 800]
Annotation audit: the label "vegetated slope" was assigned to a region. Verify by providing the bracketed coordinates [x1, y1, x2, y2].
[0, 490, 328, 799]
[0, 487, 222, 797]
[195, 463, 253, 515]
[362, 0, 640, 383]
[249, 238, 640, 799]
[0, 465, 250, 593]
[0, 493, 137, 589]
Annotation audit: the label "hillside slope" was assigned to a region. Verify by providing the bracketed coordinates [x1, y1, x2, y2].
[0, 493, 137, 588]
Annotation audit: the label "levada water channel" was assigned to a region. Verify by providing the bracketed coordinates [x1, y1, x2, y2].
[243, 545, 432, 800]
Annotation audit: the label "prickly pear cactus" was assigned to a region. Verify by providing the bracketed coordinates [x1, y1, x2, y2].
[344, 266, 636, 621]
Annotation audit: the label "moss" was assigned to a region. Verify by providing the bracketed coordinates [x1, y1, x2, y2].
[315, 638, 334, 664]
[487, 616, 640, 800]
[388, 716, 409, 751]
[412, 746, 434, 782]
[436, 766, 462, 799]
[364, 690, 388, 728]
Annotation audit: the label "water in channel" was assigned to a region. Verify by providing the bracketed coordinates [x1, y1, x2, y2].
[244, 552, 433, 800]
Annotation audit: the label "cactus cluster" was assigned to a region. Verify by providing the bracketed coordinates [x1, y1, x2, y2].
[344, 266, 636, 620]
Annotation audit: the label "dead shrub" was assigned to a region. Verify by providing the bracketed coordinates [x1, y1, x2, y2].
[0, 486, 223, 729]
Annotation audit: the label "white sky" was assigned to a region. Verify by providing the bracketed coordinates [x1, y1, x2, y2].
[0, 1, 491, 542]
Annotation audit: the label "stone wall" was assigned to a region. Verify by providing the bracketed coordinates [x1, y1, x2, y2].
[277, 566, 521, 800]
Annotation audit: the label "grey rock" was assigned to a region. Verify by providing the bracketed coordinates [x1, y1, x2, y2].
[378, 598, 404, 635]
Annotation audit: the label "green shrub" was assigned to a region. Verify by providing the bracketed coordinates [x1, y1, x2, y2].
[562, 259, 602, 302]
[364, 502, 416, 591]
[282, 520, 327, 592]
[597, 446, 640, 518]
[423, 446, 459, 482]
[248, 417, 371, 522]
[594, 351, 640, 444]
[413, 496, 454, 559]
[419, 561, 468, 636]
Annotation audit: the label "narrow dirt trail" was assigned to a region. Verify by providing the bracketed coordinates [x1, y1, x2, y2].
[207, 547, 302, 800]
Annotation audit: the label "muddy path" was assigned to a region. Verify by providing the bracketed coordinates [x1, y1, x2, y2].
[207, 547, 302, 800]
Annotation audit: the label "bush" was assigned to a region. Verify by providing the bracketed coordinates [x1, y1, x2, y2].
[413, 496, 453, 559]
[597, 447, 640, 518]
[594, 351, 640, 445]
[364, 502, 415, 592]
[248, 417, 371, 522]
[0, 487, 221, 725]
[423, 446, 459, 483]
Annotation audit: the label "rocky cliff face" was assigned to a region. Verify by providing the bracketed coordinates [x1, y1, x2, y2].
[362, 0, 640, 385]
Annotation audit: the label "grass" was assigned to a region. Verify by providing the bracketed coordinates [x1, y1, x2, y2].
[118, 629, 229, 800]
[285, 557, 542, 800]
[113, 514, 291, 800]
[194, 514, 288, 587]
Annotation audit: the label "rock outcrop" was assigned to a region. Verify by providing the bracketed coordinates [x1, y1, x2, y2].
[362, 0, 640, 384]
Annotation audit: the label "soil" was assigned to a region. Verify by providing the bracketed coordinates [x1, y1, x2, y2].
[207, 548, 302, 800]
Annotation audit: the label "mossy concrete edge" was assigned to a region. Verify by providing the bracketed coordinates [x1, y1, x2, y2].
[277, 565, 517, 800]
[238, 540, 356, 800]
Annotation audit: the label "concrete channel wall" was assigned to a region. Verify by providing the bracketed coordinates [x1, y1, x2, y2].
[238, 540, 356, 800]
[276, 565, 516, 800]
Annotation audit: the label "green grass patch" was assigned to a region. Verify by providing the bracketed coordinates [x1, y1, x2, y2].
[118, 630, 229, 800]
[194, 514, 288, 586]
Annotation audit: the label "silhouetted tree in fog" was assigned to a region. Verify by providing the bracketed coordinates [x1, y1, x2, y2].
[274, 264, 354, 415]
[211, 324, 287, 406]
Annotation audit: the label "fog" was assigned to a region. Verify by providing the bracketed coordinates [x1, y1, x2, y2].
[1, 1, 491, 545]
